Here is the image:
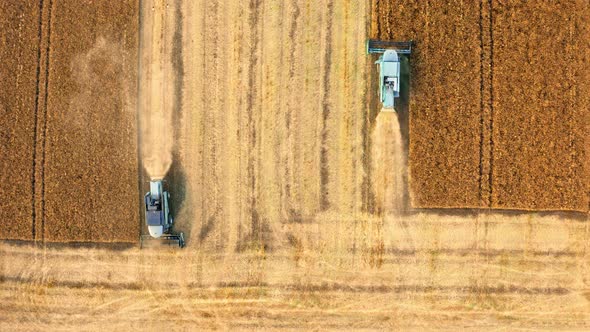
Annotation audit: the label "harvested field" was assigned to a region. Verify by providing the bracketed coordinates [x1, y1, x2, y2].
[2, 214, 590, 330]
[176, 0, 374, 251]
[0, 2, 41, 240]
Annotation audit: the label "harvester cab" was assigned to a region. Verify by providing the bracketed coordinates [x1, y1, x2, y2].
[140, 179, 185, 248]
[367, 39, 412, 111]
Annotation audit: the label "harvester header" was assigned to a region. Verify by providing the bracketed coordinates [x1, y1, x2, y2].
[366, 39, 412, 55]
[367, 39, 413, 111]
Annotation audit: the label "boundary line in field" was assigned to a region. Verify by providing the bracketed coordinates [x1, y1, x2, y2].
[198, 0, 207, 243]
[136, 0, 144, 241]
[477, 0, 485, 207]
[487, 0, 495, 207]
[246, 0, 261, 235]
[0, 274, 572, 295]
[282, 0, 300, 214]
[31, 0, 45, 241]
[319, 0, 334, 211]
[40, 0, 54, 243]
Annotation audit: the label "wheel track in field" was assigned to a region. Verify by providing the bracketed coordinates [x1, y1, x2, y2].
[282, 0, 299, 219]
[30, 0, 54, 243]
[200, 0, 218, 248]
[0, 274, 573, 296]
[318, 0, 333, 211]
[487, 0, 495, 207]
[30, 0, 44, 241]
[477, 0, 486, 207]
[39, 0, 54, 244]
[246, 0, 261, 246]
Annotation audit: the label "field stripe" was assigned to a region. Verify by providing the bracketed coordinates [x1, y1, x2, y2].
[30, 0, 45, 241]
[40, 0, 54, 243]
[477, 0, 486, 207]
[487, 0, 495, 206]
[318, 0, 333, 211]
[247, 0, 261, 238]
[0, 275, 572, 295]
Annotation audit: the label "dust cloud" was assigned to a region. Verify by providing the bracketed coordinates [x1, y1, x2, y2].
[139, 0, 174, 180]
[372, 111, 405, 214]
[140, 67, 173, 180]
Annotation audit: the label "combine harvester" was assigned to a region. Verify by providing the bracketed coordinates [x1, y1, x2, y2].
[367, 39, 413, 112]
[140, 180, 185, 248]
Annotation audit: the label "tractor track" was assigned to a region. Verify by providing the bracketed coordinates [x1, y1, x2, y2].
[0, 275, 573, 296]
[282, 0, 298, 217]
[247, 0, 261, 244]
[318, 0, 333, 211]
[487, 0, 495, 207]
[30, 0, 45, 241]
[477, 0, 486, 207]
[39, 0, 54, 244]
[201, 0, 219, 247]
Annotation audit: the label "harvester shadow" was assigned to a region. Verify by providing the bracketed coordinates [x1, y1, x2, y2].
[397, 55, 412, 216]
[164, 0, 188, 245]
[166, 151, 191, 241]
[365, 50, 379, 213]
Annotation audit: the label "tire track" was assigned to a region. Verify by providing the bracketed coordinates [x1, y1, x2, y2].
[477, 0, 486, 207]
[30, 0, 45, 241]
[246, 0, 261, 244]
[338, 0, 352, 212]
[171, 0, 184, 147]
[199, 0, 220, 247]
[356, 0, 369, 214]
[362, 0, 379, 214]
[319, 0, 333, 211]
[216, 0, 230, 248]
[0, 275, 572, 295]
[282, 0, 300, 221]
[40, 0, 54, 243]
[234, 2, 245, 246]
[209, 0, 220, 248]
[196, 0, 208, 245]
[477, 0, 494, 208]
[136, 0, 146, 242]
[487, 0, 495, 207]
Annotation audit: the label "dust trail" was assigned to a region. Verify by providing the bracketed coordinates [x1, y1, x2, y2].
[139, 0, 174, 180]
[141, 62, 173, 179]
[372, 111, 405, 214]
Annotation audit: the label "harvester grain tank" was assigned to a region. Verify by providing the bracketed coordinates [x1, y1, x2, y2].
[140, 179, 185, 248]
[367, 39, 412, 111]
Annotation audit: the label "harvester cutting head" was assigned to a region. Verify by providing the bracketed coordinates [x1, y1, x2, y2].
[141, 179, 185, 248]
[367, 39, 412, 111]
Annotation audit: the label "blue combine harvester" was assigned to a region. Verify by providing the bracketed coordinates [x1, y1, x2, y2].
[140, 180, 185, 248]
[367, 39, 412, 111]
